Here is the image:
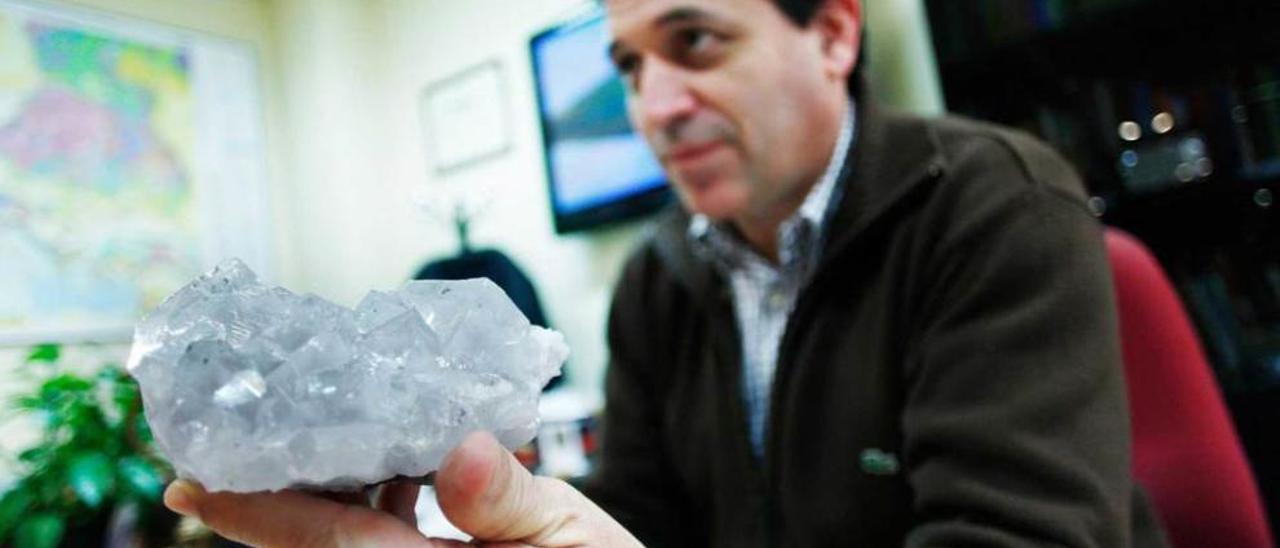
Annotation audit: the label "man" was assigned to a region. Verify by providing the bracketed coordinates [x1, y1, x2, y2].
[166, 0, 1167, 546]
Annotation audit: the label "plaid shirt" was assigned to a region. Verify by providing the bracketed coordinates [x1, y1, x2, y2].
[688, 102, 857, 459]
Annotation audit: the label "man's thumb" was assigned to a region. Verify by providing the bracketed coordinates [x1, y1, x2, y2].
[434, 431, 639, 546]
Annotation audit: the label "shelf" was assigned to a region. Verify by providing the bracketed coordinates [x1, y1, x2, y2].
[1101, 175, 1279, 251]
[933, 0, 1280, 103]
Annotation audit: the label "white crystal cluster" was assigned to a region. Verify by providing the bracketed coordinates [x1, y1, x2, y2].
[127, 259, 568, 493]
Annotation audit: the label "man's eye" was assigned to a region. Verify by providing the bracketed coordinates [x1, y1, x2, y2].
[614, 53, 640, 76]
[612, 53, 642, 91]
[681, 29, 711, 49]
[672, 28, 723, 65]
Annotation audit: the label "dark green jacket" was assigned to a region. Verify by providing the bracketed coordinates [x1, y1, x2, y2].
[583, 98, 1168, 547]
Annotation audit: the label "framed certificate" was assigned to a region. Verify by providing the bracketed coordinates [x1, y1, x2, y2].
[420, 60, 512, 173]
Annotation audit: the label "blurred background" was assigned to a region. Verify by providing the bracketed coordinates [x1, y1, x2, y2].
[0, 0, 1274, 545]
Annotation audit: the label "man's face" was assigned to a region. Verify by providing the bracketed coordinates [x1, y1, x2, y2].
[606, 0, 850, 222]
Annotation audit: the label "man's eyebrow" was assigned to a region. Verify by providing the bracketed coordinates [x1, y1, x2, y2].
[608, 7, 720, 61]
[654, 7, 715, 27]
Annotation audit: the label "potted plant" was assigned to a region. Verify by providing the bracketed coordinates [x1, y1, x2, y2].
[0, 343, 176, 547]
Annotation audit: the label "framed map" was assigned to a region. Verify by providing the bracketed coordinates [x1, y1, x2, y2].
[0, 0, 271, 345]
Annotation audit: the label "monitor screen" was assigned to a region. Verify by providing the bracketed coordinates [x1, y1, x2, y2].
[530, 12, 670, 234]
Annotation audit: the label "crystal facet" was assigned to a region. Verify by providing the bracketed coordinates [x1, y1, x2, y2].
[127, 259, 568, 493]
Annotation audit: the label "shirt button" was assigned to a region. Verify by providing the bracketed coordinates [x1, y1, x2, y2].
[769, 291, 787, 309]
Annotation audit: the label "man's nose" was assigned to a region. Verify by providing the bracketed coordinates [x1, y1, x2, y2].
[634, 59, 697, 131]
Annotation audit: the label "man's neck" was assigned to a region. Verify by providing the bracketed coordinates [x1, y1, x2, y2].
[730, 99, 851, 264]
[732, 198, 804, 264]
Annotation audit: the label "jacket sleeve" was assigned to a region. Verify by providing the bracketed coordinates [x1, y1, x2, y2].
[902, 136, 1135, 547]
[581, 246, 700, 548]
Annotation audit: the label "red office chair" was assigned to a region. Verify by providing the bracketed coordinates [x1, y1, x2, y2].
[1105, 228, 1273, 548]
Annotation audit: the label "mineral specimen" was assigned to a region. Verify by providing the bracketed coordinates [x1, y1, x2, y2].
[126, 259, 568, 493]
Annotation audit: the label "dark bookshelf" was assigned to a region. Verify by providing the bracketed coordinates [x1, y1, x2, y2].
[926, 0, 1280, 531]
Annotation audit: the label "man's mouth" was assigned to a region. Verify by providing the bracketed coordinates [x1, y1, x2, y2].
[665, 141, 727, 165]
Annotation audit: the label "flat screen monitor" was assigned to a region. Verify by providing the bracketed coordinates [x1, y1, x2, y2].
[530, 12, 671, 234]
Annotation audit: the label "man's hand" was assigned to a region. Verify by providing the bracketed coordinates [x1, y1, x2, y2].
[163, 431, 642, 547]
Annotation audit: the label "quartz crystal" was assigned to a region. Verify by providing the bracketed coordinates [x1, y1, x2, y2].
[127, 259, 568, 493]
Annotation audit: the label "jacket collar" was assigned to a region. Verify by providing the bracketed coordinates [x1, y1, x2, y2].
[651, 79, 948, 304]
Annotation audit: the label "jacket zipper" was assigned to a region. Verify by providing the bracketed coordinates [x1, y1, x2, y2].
[760, 162, 944, 545]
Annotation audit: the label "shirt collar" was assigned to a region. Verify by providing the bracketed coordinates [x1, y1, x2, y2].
[689, 100, 857, 269]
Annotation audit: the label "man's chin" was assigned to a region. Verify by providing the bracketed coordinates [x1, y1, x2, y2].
[682, 197, 746, 221]
[671, 176, 750, 220]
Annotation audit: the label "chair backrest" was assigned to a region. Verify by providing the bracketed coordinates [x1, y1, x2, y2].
[1105, 228, 1273, 548]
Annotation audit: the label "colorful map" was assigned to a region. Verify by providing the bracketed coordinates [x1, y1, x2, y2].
[0, 5, 201, 340]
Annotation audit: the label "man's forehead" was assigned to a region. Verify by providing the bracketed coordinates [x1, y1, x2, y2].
[605, 0, 734, 10]
[604, 0, 754, 27]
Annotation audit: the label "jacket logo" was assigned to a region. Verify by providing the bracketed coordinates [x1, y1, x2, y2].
[859, 449, 900, 476]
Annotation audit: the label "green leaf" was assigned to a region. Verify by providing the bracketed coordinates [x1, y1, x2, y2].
[113, 381, 140, 412]
[12, 395, 45, 411]
[0, 488, 33, 538]
[32, 474, 65, 510]
[14, 513, 64, 548]
[25, 344, 60, 365]
[65, 402, 109, 435]
[17, 446, 51, 465]
[95, 367, 123, 382]
[133, 414, 154, 444]
[40, 374, 93, 396]
[68, 453, 115, 508]
[118, 457, 165, 500]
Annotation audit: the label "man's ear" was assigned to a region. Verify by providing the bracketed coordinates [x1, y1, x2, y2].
[813, 0, 862, 83]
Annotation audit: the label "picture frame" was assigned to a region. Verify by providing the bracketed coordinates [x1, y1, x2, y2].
[420, 60, 512, 173]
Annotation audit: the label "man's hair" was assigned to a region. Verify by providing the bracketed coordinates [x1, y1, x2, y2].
[598, 0, 865, 94]
[772, 0, 825, 25]
[772, 0, 865, 95]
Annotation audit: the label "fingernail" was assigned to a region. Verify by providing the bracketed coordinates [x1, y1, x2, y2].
[164, 480, 200, 517]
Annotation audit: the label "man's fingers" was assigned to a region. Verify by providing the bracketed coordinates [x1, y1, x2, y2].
[376, 480, 421, 527]
[318, 490, 367, 506]
[164, 480, 429, 548]
[165, 480, 345, 547]
[161, 434, 640, 547]
[435, 431, 561, 541]
[435, 431, 642, 546]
